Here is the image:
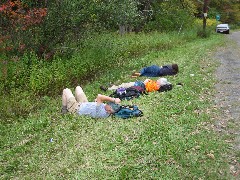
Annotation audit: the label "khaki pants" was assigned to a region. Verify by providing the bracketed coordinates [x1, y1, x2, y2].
[67, 97, 81, 113]
[67, 88, 88, 113]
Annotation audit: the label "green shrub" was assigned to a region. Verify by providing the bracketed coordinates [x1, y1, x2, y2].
[197, 29, 212, 38]
[0, 53, 34, 91]
[1, 30, 203, 96]
[230, 23, 240, 30]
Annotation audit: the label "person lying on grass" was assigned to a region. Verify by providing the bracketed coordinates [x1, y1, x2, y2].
[100, 78, 172, 93]
[131, 64, 178, 78]
[62, 86, 121, 118]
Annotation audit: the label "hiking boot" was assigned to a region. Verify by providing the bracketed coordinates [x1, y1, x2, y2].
[100, 85, 108, 91]
[61, 106, 68, 114]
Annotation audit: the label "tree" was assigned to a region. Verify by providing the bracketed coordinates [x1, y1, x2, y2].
[203, 0, 210, 31]
[194, 0, 240, 24]
[144, 0, 197, 32]
[0, 0, 47, 56]
[88, 0, 141, 35]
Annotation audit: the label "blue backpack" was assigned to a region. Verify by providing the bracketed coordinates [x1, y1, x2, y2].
[134, 81, 146, 89]
[113, 105, 143, 119]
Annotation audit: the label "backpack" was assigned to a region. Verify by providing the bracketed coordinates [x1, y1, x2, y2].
[110, 87, 142, 100]
[134, 81, 146, 89]
[130, 86, 148, 95]
[113, 105, 143, 119]
[158, 84, 173, 92]
[116, 87, 127, 95]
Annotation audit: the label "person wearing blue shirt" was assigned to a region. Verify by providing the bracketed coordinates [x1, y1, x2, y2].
[61, 86, 121, 118]
[131, 64, 178, 77]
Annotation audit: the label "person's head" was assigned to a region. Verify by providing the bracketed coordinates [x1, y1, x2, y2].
[105, 102, 121, 114]
[156, 78, 171, 89]
[157, 78, 168, 85]
[172, 64, 178, 74]
[156, 78, 167, 89]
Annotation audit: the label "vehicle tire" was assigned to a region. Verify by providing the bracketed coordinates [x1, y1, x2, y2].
[226, 30, 229, 34]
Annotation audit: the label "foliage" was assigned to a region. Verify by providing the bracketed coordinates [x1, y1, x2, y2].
[0, 1, 238, 177]
[0, 0, 47, 56]
[1, 0, 239, 62]
[89, 0, 141, 34]
[194, 18, 218, 35]
[0, 0, 142, 61]
[197, 29, 211, 38]
[210, 0, 240, 23]
[144, 0, 197, 32]
[1, 31, 233, 179]
[110, 0, 140, 34]
[193, 0, 240, 24]
[0, 30, 200, 96]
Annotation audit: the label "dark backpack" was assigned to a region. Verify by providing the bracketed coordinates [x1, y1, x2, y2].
[110, 87, 143, 100]
[158, 84, 173, 92]
[113, 105, 143, 119]
[130, 86, 148, 95]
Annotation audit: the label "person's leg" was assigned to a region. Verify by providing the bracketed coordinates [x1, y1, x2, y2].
[132, 65, 165, 78]
[62, 88, 74, 114]
[62, 88, 74, 105]
[140, 65, 161, 77]
[75, 86, 88, 103]
[108, 82, 135, 90]
[62, 88, 81, 113]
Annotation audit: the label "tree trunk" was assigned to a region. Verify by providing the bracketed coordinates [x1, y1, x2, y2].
[203, 0, 210, 31]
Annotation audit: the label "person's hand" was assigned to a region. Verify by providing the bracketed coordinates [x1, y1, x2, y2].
[114, 98, 121, 104]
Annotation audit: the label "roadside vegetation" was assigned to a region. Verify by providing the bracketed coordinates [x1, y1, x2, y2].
[1, 0, 240, 179]
[1, 29, 234, 179]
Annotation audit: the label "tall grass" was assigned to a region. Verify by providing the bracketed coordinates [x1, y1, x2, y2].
[1, 30, 232, 179]
[0, 29, 199, 120]
[1, 30, 198, 96]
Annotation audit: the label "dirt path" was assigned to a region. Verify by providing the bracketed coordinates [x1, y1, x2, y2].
[214, 31, 240, 178]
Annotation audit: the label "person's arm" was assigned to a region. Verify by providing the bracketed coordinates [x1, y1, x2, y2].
[96, 94, 121, 105]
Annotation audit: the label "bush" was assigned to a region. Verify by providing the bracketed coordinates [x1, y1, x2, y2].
[1, 31, 200, 96]
[197, 29, 211, 38]
[230, 23, 240, 30]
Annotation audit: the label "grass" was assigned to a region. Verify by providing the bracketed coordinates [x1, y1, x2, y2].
[0, 31, 233, 179]
[0, 30, 198, 96]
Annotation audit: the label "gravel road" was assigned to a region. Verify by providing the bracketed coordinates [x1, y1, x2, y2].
[214, 31, 240, 178]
